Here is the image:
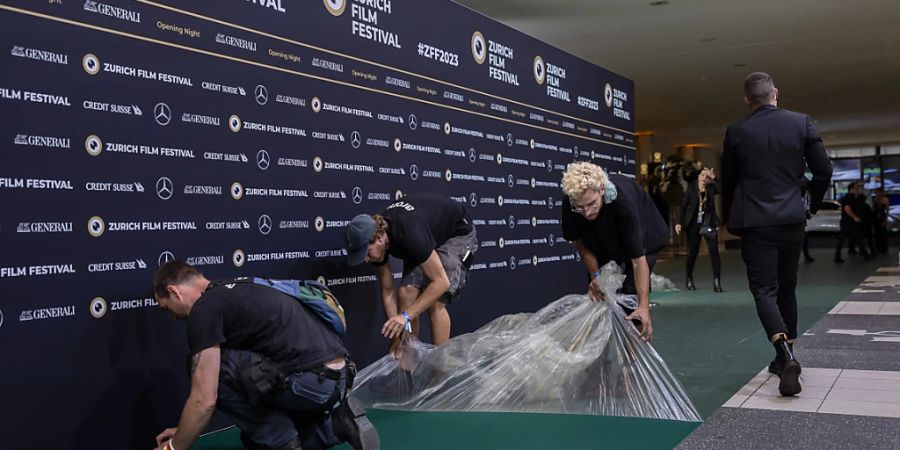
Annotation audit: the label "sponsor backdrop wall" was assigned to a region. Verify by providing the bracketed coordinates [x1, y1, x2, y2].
[0, 0, 634, 447]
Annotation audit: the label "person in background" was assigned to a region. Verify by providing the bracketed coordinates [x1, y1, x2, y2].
[675, 165, 722, 292]
[858, 190, 876, 256]
[835, 182, 870, 262]
[874, 189, 890, 254]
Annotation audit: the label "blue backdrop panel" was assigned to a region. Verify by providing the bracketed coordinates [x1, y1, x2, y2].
[0, 1, 635, 447]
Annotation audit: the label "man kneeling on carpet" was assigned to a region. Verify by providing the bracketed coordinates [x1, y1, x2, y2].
[151, 261, 379, 450]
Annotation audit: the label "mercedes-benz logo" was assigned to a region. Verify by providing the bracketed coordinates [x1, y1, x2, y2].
[506, 133, 513, 147]
[352, 186, 363, 204]
[154, 102, 171, 126]
[547, 159, 553, 172]
[508, 215, 515, 229]
[408, 114, 417, 130]
[256, 150, 270, 170]
[548, 196, 554, 209]
[158, 251, 175, 267]
[156, 177, 173, 200]
[409, 164, 419, 181]
[470, 193, 477, 208]
[258, 214, 272, 235]
[351, 131, 361, 149]
[469, 148, 477, 163]
[507, 174, 514, 188]
[509, 256, 517, 270]
[254, 84, 268, 105]
[548, 233, 556, 246]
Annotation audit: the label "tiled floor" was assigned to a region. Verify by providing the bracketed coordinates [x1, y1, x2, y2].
[828, 301, 900, 315]
[861, 275, 900, 288]
[725, 367, 900, 418]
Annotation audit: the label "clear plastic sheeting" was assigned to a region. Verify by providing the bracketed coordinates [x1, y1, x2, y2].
[351, 262, 701, 422]
[651, 272, 678, 292]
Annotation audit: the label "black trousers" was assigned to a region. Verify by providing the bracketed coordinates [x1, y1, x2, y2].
[836, 222, 868, 258]
[875, 225, 889, 254]
[740, 224, 804, 340]
[685, 225, 721, 278]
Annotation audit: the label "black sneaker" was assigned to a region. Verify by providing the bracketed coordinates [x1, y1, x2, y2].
[332, 397, 380, 450]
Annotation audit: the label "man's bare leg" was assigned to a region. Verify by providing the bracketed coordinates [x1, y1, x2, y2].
[428, 302, 450, 346]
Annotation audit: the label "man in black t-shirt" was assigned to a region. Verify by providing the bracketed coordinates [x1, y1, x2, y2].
[835, 182, 870, 262]
[150, 261, 378, 450]
[344, 192, 477, 352]
[560, 162, 668, 341]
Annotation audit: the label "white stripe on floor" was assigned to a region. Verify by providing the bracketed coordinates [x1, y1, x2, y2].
[861, 276, 900, 287]
[827, 301, 900, 315]
[724, 368, 900, 418]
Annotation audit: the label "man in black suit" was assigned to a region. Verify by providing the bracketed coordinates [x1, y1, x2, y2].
[722, 72, 832, 396]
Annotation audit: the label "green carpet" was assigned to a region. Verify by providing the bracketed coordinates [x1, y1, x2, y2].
[197, 247, 888, 449]
[196, 411, 697, 449]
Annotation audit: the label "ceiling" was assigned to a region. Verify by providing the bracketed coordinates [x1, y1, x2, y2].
[455, 0, 900, 154]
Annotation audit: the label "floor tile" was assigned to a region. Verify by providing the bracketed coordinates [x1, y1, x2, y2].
[836, 302, 884, 315]
[754, 381, 831, 400]
[818, 399, 900, 418]
[841, 369, 900, 381]
[826, 387, 900, 404]
[722, 394, 748, 408]
[833, 377, 900, 392]
[878, 303, 900, 315]
[742, 395, 822, 413]
[828, 301, 847, 314]
[801, 367, 843, 378]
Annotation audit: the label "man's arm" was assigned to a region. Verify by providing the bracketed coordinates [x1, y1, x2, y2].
[804, 116, 833, 213]
[375, 262, 398, 318]
[574, 240, 604, 301]
[382, 251, 448, 339]
[625, 256, 654, 341]
[407, 251, 450, 318]
[156, 346, 220, 450]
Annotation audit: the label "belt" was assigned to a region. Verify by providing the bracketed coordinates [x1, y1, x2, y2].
[310, 365, 344, 381]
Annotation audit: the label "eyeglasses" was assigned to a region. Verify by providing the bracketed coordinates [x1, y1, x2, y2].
[570, 189, 603, 214]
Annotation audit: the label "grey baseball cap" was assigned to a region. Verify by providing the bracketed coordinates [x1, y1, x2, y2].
[345, 214, 376, 265]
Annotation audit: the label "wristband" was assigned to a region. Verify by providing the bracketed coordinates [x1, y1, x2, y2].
[401, 311, 412, 333]
[163, 439, 176, 450]
[591, 271, 601, 280]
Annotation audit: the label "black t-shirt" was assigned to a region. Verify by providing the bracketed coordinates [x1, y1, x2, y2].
[840, 193, 856, 224]
[561, 173, 669, 264]
[382, 192, 472, 270]
[187, 281, 347, 370]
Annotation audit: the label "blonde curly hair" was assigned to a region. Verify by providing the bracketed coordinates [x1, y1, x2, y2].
[561, 162, 608, 200]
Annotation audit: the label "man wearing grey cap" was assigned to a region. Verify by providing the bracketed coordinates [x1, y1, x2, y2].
[344, 192, 477, 352]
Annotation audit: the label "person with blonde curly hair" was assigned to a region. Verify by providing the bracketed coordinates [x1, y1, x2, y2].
[560, 161, 668, 341]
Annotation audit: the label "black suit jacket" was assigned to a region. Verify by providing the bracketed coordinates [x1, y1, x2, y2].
[677, 181, 719, 229]
[722, 105, 832, 232]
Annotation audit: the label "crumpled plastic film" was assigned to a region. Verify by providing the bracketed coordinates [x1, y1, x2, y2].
[651, 272, 678, 292]
[351, 262, 701, 422]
